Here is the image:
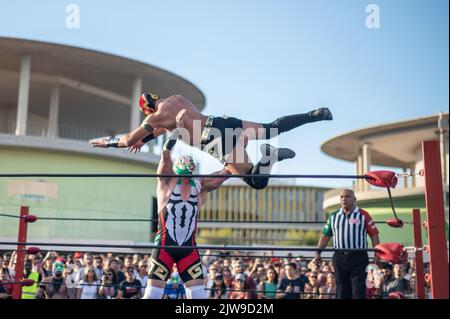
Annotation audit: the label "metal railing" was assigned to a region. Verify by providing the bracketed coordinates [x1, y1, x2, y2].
[1, 119, 160, 154]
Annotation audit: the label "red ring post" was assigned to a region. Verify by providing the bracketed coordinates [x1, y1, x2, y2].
[12, 206, 30, 299]
[422, 141, 449, 299]
[412, 208, 425, 299]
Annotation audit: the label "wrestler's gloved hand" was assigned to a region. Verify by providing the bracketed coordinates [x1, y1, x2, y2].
[163, 129, 180, 151]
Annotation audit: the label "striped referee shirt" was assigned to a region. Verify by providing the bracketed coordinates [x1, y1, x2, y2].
[322, 206, 379, 249]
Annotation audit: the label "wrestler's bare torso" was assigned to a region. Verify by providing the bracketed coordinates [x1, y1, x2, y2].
[141, 94, 254, 174]
[142, 95, 208, 145]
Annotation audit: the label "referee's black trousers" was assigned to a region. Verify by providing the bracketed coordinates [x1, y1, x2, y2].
[333, 252, 369, 299]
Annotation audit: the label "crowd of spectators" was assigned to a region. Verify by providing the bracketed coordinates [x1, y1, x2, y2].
[0, 250, 427, 299]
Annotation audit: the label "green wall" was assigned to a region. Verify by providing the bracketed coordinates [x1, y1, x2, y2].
[0, 148, 157, 242]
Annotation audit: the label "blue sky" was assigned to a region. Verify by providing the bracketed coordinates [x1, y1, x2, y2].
[0, 0, 448, 187]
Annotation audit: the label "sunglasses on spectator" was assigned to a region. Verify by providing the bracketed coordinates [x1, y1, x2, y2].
[127, 269, 134, 273]
[309, 276, 317, 279]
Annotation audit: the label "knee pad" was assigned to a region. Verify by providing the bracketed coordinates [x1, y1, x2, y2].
[243, 166, 269, 190]
[244, 178, 268, 190]
[142, 285, 165, 299]
[185, 285, 206, 299]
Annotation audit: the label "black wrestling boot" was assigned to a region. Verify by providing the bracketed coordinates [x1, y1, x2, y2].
[260, 143, 296, 163]
[242, 144, 296, 190]
[308, 107, 333, 121]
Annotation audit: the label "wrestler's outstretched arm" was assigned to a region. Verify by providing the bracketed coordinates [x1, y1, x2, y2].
[127, 128, 169, 153]
[200, 168, 232, 193]
[90, 107, 168, 149]
[90, 126, 167, 149]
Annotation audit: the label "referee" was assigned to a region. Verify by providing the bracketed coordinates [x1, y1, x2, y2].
[315, 189, 380, 299]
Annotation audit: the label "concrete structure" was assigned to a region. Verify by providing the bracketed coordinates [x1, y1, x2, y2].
[321, 113, 449, 245]
[0, 37, 205, 248]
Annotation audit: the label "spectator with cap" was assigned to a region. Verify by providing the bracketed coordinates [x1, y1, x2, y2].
[117, 266, 142, 299]
[229, 274, 250, 299]
[206, 273, 228, 299]
[74, 252, 83, 265]
[231, 260, 256, 298]
[315, 188, 380, 299]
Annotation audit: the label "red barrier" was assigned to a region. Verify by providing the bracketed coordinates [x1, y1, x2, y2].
[412, 209, 425, 299]
[12, 206, 29, 299]
[422, 141, 449, 299]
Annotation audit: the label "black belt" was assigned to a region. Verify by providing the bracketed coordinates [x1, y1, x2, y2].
[334, 251, 367, 256]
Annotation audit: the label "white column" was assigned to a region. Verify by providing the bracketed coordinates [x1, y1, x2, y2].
[47, 84, 60, 138]
[130, 76, 143, 130]
[438, 113, 449, 186]
[357, 153, 364, 192]
[15, 55, 31, 136]
[354, 159, 359, 191]
[410, 165, 416, 188]
[362, 143, 371, 192]
[402, 167, 408, 189]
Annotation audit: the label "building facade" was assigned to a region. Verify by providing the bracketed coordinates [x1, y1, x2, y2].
[0, 37, 205, 248]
